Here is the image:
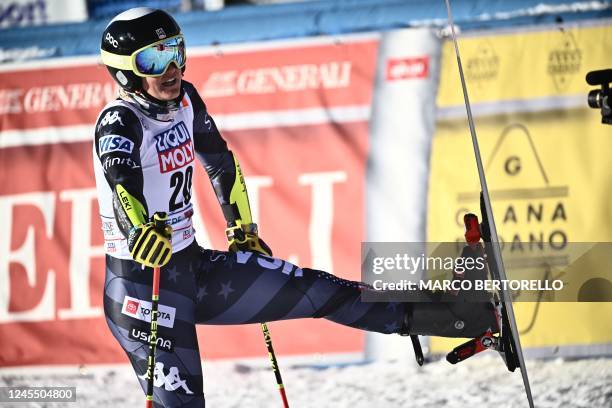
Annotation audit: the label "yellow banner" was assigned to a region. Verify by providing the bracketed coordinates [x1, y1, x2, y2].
[437, 24, 612, 106]
[428, 23, 612, 354]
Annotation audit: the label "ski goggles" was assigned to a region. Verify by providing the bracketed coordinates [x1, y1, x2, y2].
[101, 34, 186, 77]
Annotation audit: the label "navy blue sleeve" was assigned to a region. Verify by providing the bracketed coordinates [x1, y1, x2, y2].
[94, 105, 148, 236]
[183, 80, 228, 154]
[182, 81, 243, 225]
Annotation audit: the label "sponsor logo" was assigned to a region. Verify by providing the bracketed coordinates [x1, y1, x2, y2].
[183, 229, 192, 240]
[466, 41, 500, 90]
[99, 135, 134, 156]
[547, 31, 582, 92]
[105, 32, 119, 48]
[155, 28, 166, 39]
[386, 57, 429, 81]
[118, 189, 132, 212]
[102, 155, 140, 171]
[10, 81, 118, 114]
[125, 299, 139, 314]
[129, 327, 174, 352]
[121, 296, 176, 328]
[0, 46, 56, 64]
[0, 88, 23, 114]
[138, 362, 193, 394]
[98, 110, 125, 130]
[106, 242, 116, 252]
[455, 123, 569, 298]
[0, 1, 46, 29]
[154, 122, 194, 173]
[202, 61, 352, 98]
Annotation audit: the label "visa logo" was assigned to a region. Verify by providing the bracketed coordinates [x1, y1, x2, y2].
[99, 135, 134, 155]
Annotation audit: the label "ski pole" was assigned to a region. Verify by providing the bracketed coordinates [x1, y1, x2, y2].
[145, 212, 169, 408]
[145, 263, 161, 408]
[261, 322, 289, 408]
[226, 227, 289, 408]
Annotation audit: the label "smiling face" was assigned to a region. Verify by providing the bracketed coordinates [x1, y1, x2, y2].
[141, 62, 182, 101]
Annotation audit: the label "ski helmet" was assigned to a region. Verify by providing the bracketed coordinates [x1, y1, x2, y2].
[100, 7, 185, 94]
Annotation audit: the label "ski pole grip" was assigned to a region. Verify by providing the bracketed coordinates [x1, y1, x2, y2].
[152, 212, 170, 235]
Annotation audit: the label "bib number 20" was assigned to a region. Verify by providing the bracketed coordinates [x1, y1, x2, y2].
[169, 165, 193, 212]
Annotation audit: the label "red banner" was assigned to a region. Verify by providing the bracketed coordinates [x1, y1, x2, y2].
[0, 36, 378, 366]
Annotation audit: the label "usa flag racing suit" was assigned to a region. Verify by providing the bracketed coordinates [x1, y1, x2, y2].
[93, 80, 496, 407]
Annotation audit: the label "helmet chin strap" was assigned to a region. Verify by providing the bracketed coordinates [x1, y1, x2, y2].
[119, 85, 184, 122]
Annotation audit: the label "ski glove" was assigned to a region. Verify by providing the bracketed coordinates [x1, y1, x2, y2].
[128, 213, 173, 268]
[226, 223, 273, 256]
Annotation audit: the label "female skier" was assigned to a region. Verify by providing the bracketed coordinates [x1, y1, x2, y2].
[95, 7, 497, 406]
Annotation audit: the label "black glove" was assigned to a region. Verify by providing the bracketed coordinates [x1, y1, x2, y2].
[128, 213, 173, 268]
[226, 223, 272, 256]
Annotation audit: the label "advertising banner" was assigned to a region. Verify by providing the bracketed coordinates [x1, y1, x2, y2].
[428, 22, 612, 356]
[0, 34, 379, 365]
[0, 0, 87, 29]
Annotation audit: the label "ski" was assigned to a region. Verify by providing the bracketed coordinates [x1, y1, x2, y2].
[442, 1, 535, 407]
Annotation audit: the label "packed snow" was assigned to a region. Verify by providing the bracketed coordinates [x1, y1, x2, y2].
[1, 354, 610, 407]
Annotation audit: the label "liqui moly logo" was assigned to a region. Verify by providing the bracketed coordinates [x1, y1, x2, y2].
[121, 296, 176, 328]
[154, 122, 194, 173]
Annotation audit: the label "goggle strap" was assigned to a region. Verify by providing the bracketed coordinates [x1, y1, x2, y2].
[100, 49, 132, 70]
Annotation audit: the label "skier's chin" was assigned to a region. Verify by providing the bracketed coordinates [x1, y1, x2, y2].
[159, 80, 182, 100]
[143, 76, 182, 101]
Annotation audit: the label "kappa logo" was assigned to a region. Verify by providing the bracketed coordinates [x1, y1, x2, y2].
[99, 135, 134, 155]
[129, 327, 174, 352]
[98, 110, 125, 130]
[139, 362, 193, 394]
[154, 122, 194, 173]
[121, 296, 177, 328]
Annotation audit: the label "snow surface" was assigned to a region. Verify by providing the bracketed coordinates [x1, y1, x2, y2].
[1, 355, 611, 407]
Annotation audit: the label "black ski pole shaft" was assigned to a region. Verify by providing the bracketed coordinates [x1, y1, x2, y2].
[442, 1, 535, 407]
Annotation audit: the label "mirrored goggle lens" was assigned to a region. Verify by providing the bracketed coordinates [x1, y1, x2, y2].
[134, 36, 186, 76]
